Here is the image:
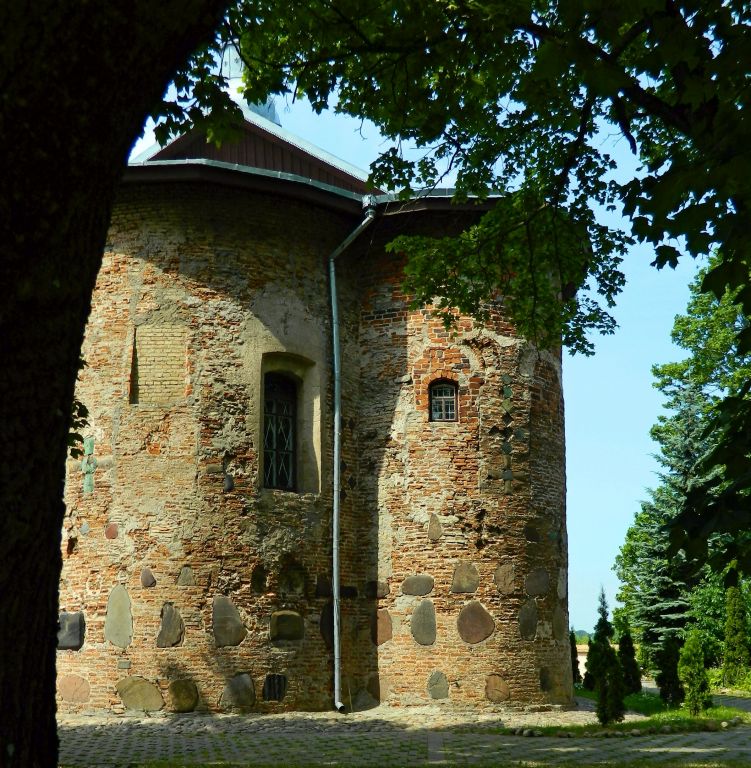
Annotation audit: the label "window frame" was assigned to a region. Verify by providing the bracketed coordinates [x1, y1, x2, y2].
[429, 379, 459, 422]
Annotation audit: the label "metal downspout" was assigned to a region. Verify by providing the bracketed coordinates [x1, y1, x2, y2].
[329, 197, 376, 713]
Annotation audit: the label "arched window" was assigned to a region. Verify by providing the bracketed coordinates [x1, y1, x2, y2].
[429, 380, 458, 422]
[263, 373, 297, 489]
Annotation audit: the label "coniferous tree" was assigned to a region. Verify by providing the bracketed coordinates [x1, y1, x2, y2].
[678, 630, 711, 715]
[723, 585, 750, 687]
[616, 262, 751, 672]
[570, 629, 582, 685]
[656, 636, 684, 705]
[618, 628, 642, 695]
[586, 588, 625, 724]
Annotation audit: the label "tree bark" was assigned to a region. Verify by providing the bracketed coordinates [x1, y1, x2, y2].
[0, 3, 228, 765]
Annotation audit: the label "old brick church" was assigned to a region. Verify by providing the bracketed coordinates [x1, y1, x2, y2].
[56, 104, 572, 714]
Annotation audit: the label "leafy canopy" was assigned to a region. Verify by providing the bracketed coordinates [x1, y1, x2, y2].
[155, 1, 751, 532]
[157, 1, 750, 355]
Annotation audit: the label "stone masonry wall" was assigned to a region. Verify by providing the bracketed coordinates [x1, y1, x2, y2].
[58, 182, 363, 714]
[343, 214, 572, 709]
[57, 184, 571, 715]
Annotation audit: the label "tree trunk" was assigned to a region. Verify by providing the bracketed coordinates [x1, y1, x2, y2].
[0, 3, 228, 765]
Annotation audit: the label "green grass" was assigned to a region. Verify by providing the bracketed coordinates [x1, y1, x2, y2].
[576, 687, 668, 715]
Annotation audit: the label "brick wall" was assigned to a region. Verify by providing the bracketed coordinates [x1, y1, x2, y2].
[57, 182, 571, 715]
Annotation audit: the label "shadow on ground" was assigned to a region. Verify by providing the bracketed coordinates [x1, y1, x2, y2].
[58, 707, 751, 768]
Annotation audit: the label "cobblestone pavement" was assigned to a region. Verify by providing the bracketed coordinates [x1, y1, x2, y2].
[58, 699, 751, 767]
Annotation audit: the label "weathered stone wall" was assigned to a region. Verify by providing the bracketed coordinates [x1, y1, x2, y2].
[57, 184, 571, 715]
[58, 183, 362, 713]
[341, 215, 572, 708]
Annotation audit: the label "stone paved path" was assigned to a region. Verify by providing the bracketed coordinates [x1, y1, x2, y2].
[58, 700, 751, 767]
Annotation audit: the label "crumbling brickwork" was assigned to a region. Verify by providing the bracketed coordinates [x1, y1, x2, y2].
[57, 179, 571, 715]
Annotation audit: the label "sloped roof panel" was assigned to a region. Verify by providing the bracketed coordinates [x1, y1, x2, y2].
[140, 109, 375, 195]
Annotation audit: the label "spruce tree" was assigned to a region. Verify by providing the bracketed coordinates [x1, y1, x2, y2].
[570, 629, 582, 685]
[723, 585, 750, 687]
[618, 628, 642, 695]
[656, 635, 684, 705]
[678, 630, 711, 715]
[586, 588, 625, 724]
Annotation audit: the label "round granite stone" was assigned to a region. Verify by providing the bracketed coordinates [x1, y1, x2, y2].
[427, 671, 449, 700]
[104, 585, 132, 649]
[140, 568, 156, 588]
[371, 608, 392, 645]
[427, 514, 443, 541]
[116, 676, 164, 711]
[212, 595, 247, 647]
[552, 604, 567, 641]
[104, 523, 118, 540]
[169, 679, 199, 712]
[220, 673, 255, 712]
[58, 674, 90, 703]
[156, 602, 185, 647]
[518, 600, 538, 640]
[411, 599, 436, 646]
[457, 600, 495, 644]
[451, 562, 479, 593]
[557, 568, 567, 599]
[525, 568, 550, 596]
[270, 610, 304, 642]
[402, 574, 434, 596]
[493, 562, 515, 594]
[485, 674, 510, 702]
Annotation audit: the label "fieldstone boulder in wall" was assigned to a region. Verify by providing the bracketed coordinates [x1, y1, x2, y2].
[220, 673, 255, 712]
[156, 602, 185, 647]
[58, 674, 90, 703]
[364, 580, 390, 598]
[169, 679, 199, 712]
[270, 610, 304, 642]
[427, 514, 443, 541]
[518, 600, 538, 640]
[427, 671, 449, 699]
[451, 562, 480, 593]
[212, 595, 246, 647]
[493, 562, 515, 594]
[104, 585, 132, 649]
[525, 568, 550, 596]
[553, 604, 568, 641]
[57, 611, 86, 650]
[140, 568, 156, 588]
[557, 568, 567, 599]
[485, 674, 510, 702]
[402, 574, 434, 596]
[116, 676, 164, 711]
[411, 599, 436, 645]
[367, 674, 389, 702]
[457, 601, 495, 644]
[371, 609, 392, 645]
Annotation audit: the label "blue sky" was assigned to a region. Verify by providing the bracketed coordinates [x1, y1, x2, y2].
[134, 97, 700, 632]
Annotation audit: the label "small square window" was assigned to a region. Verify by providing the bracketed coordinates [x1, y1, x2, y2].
[429, 381, 458, 422]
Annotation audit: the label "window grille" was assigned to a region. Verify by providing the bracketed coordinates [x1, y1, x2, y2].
[264, 374, 296, 489]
